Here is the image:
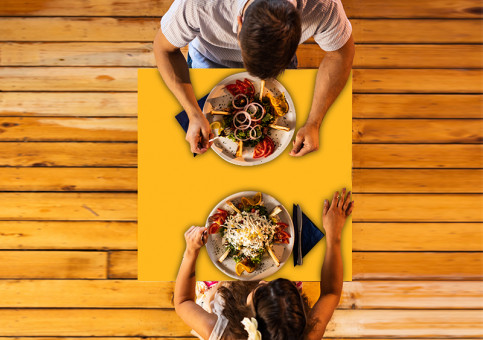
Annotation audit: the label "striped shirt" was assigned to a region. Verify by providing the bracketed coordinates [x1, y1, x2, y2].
[161, 0, 352, 68]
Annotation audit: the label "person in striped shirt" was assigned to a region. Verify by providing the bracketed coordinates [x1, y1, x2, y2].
[154, 0, 354, 156]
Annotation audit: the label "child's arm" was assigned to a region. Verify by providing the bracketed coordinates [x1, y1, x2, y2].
[305, 189, 353, 340]
[174, 226, 217, 339]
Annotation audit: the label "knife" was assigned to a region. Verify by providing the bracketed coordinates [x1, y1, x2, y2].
[296, 204, 303, 266]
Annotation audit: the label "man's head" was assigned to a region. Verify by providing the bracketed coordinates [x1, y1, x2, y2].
[239, 0, 301, 79]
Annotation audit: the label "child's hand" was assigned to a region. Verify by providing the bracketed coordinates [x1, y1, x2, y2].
[184, 226, 208, 255]
[322, 188, 353, 243]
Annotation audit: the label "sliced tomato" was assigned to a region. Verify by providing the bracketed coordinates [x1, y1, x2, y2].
[236, 80, 248, 93]
[217, 208, 228, 219]
[243, 78, 255, 96]
[263, 136, 275, 158]
[276, 222, 288, 229]
[208, 223, 220, 234]
[253, 138, 267, 158]
[277, 230, 291, 239]
[275, 237, 290, 244]
[226, 84, 239, 96]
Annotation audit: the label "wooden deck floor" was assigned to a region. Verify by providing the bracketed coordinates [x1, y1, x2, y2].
[0, 0, 482, 338]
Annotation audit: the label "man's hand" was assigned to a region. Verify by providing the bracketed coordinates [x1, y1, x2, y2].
[186, 114, 213, 154]
[322, 188, 353, 242]
[289, 123, 320, 157]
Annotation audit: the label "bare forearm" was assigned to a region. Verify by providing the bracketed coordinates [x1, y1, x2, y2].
[306, 38, 354, 128]
[153, 31, 202, 119]
[174, 249, 199, 306]
[320, 236, 343, 297]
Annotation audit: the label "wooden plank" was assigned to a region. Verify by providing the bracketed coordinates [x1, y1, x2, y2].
[0, 0, 481, 18]
[2, 68, 482, 93]
[352, 194, 483, 222]
[353, 69, 483, 93]
[0, 167, 137, 191]
[2, 93, 478, 119]
[0, 280, 481, 309]
[0, 221, 137, 249]
[351, 19, 483, 43]
[0, 193, 136, 221]
[0, 92, 137, 117]
[110, 250, 483, 280]
[0, 117, 137, 141]
[298, 44, 483, 69]
[353, 144, 483, 168]
[0, 142, 137, 167]
[108, 250, 138, 279]
[0, 168, 137, 191]
[353, 169, 483, 193]
[0, 67, 137, 92]
[2, 193, 480, 222]
[0, 251, 107, 279]
[353, 119, 483, 144]
[353, 94, 483, 119]
[353, 223, 483, 251]
[0, 309, 480, 337]
[353, 252, 483, 280]
[3, 43, 482, 69]
[0, 18, 481, 43]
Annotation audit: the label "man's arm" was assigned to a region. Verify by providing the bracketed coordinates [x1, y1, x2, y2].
[304, 189, 353, 339]
[174, 226, 217, 339]
[290, 35, 354, 157]
[153, 29, 212, 154]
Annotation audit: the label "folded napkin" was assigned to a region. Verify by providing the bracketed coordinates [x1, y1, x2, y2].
[175, 95, 209, 157]
[293, 204, 325, 266]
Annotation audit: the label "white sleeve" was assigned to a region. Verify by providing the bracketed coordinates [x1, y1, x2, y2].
[160, 0, 200, 48]
[313, 0, 352, 51]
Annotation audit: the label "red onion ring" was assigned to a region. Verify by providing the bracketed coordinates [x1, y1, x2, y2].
[249, 125, 262, 140]
[233, 111, 251, 129]
[244, 102, 265, 122]
[232, 94, 248, 109]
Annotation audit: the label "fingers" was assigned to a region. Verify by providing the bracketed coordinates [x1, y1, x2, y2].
[331, 191, 339, 209]
[323, 199, 329, 216]
[289, 132, 304, 156]
[338, 188, 346, 207]
[346, 201, 354, 217]
[343, 191, 352, 210]
[291, 144, 315, 157]
[200, 126, 211, 150]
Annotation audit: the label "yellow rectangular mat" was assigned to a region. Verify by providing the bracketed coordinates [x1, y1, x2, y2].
[138, 68, 352, 281]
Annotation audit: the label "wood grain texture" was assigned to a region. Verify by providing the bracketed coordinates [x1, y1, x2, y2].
[108, 251, 138, 279]
[353, 169, 483, 193]
[298, 44, 483, 69]
[352, 194, 483, 222]
[353, 69, 483, 93]
[109, 250, 483, 280]
[0, 168, 137, 191]
[0, 117, 137, 141]
[353, 223, 483, 251]
[353, 94, 483, 118]
[0, 221, 137, 249]
[353, 119, 483, 144]
[0, 0, 481, 18]
[0, 309, 479, 337]
[0, 92, 137, 117]
[0, 142, 137, 167]
[3, 43, 482, 69]
[353, 144, 483, 168]
[0, 251, 107, 279]
[2, 68, 482, 93]
[0, 18, 481, 43]
[353, 252, 483, 280]
[0, 193, 137, 221]
[0, 280, 480, 309]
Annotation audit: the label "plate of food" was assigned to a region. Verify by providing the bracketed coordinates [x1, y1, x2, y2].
[205, 191, 294, 280]
[203, 72, 296, 166]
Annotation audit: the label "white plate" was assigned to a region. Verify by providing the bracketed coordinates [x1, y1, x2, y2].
[205, 191, 294, 281]
[203, 72, 296, 166]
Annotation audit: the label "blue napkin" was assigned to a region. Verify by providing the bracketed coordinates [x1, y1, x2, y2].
[175, 95, 209, 157]
[293, 204, 325, 266]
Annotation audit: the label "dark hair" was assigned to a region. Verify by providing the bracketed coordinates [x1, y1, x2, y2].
[239, 0, 301, 79]
[253, 278, 308, 339]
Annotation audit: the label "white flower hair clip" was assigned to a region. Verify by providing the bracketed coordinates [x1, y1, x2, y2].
[241, 317, 262, 340]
